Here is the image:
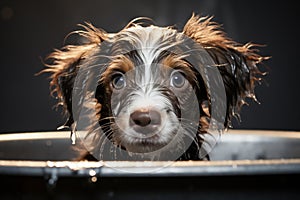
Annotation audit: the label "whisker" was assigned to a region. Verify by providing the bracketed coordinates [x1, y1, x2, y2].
[98, 116, 116, 123]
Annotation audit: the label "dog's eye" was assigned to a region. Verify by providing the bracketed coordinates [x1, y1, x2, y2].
[111, 73, 126, 90]
[170, 71, 186, 88]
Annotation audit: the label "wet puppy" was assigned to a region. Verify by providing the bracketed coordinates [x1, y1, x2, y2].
[42, 14, 267, 161]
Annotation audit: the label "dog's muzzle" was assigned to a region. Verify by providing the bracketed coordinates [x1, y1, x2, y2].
[129, 108, 161, 135]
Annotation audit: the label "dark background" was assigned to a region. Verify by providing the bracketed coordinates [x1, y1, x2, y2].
[0, 0, 299, 133]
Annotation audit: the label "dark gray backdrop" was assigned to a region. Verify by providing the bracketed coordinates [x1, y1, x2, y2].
[0, 0, 299, 133]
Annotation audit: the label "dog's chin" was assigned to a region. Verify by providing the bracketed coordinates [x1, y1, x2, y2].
[123, 141, 168, 154]
[115, 129, 178, 154]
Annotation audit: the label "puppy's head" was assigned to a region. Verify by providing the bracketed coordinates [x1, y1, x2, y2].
[42, 14, 267, 161]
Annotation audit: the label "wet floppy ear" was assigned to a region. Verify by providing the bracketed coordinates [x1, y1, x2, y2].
[39, 23, 107, 128]
[183, 14, 268, 127]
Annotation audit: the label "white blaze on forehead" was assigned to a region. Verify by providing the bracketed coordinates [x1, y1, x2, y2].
[123, 26, 180, 86]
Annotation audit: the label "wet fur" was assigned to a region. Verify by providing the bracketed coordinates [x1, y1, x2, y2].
[41, 14, 267, 160]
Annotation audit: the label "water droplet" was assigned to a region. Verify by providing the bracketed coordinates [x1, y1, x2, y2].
[90, 176, 97, 183]
[89, 169, 96, 176]
[71, 130, 76, 145]
[47, 169, 58, 188]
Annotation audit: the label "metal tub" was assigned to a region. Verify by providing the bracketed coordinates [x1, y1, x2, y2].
[0, 130, 300, 200]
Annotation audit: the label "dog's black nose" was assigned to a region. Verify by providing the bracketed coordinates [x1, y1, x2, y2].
[130, 109, 161, 134]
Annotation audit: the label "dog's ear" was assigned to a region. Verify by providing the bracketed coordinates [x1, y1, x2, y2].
[40, 23, 107, 128]
[183, 14, 268, 127]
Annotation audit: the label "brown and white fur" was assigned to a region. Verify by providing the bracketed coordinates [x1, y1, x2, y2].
[42, 14, 267, 161]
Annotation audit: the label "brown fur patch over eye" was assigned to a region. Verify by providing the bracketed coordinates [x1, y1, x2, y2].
[101, 55, 134, 84]
[161, 54, 196, 84]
